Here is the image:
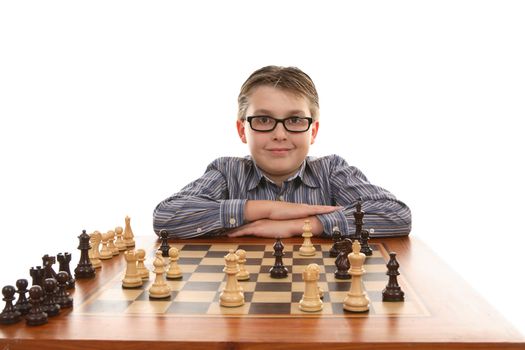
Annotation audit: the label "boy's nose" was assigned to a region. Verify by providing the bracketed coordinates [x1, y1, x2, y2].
[271, 122, 288, 140]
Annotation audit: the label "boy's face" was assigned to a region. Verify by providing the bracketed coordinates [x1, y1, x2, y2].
[236, 85, 319, 185]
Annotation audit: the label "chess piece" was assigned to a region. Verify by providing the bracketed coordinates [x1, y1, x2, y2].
[29, 266, 44, 287]
[74, 230, 96, 279]
[299, 263, 323, 312]
[107, 230, 120, 256]
[57, 252, 75, 289]
[219, 249, 244, 307]
[382, 252, 405, 302]
[335, 238, 352, 280]
[0, 285, 21, 324]
[353, 199, 364, 240]
[343, 240, 370, 312]
[269, 238, 288, 278]
[123, 215, 135, 248]
[159, 230, 171, 257]
[166, 247, 182, 280]
[14, 279, 31, 315]
[41, 278, 60, 317]
[99, 232, 113, 260]
[136, 249, 150, 280]
[25, 285, 48, 326]
[148, 251, 171, 299]
[89, 231, 102, 268]
[299, 220, 316, 256]
[360, 229, 373, 256]
[42, 254, 58, 279]
[122, 250, 143, 289]
[55, 271, 74, 308]
[329, 226, 342, 257]
[114, 226, 127, 251]
[235, 249, 250, 281]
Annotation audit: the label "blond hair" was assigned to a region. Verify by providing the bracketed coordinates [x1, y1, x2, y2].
[237, 66, 320, 120]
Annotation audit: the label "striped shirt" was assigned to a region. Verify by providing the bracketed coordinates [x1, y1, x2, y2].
[153, 154, 411, 239]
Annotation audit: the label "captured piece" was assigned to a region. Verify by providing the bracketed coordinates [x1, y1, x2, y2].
[382, 252, 405, 302]
[57, 252, 75, 289]
[14, 279, 31, 316]
[114, 226, 127, 251]
[41, 278, 60, 317]
[299, 220, 316, 256]
[74, 230, 96, 279]
[29, 266, 44, 287]
[343, 240, 370, 312]
[89, 231, 102, 269]
[99, 232, 113, 260]
[123, 215, 135, 248]
[0, 285, 21, 324]
[269, 238, 288, 278]
[55, 271, 74, 308]
[25, 285, 48, 326]
[107, 230, 120, 256]
[299, 263, 323, 312]
[42, 254, 58, 280]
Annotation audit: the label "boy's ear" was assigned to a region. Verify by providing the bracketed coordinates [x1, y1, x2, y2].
[236, 120, 247, 144]
[310, 121, 319, 145]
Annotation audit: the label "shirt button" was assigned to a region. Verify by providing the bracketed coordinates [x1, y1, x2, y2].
[229, 218, 236, 225]
[278, 195, 285, 201]
[196, 228, 202, 233]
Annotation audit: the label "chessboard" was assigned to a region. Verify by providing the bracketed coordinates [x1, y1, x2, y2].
[73, 241, 428, 318]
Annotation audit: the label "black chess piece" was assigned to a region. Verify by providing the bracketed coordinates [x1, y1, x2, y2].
[334, 238, 352, 280]
[30, 266, 44, 287]
[353, 199, 364, 240]
[0, 285, 22, 324]
[57, 252, 75, 289]
[382, 252, 405, 302]
[14, 279, 31, 316]
[269, 238, 288, 278]
[42, 254, 58, 280]
[329, 226, 342, 258]
[359, 229, 373, 256]
[25, 285, 48, 326]
[42, 278, 60, 317]
[159, 230, 171, 257]
[54, 271, 73, 308]
[74, 230, 96, 279]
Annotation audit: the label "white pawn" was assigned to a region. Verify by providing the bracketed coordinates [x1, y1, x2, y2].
[99, 232, 113, 260]
[299, 263, 323, 312]
[299, 220, 316, 256]
[148, 251, 171, 299]
[343, 240, 370, 312]
[114, 226, 127, 251]
[136, 249, 149, 280]
[219, 249, 244, 307]
[107, 230, 119, 256]
[122, 250, 143, 288]
[123, 216, 135, 248]
[235, 249, 250, 281]
[89, 231, 102, 268]
[166, 247, 182, 280]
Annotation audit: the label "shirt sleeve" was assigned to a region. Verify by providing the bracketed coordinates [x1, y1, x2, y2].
[153, 160, 247, 239]
[317, 155, 412, 237]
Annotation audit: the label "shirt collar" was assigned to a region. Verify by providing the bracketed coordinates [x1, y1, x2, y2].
[246, 156, 320, 190]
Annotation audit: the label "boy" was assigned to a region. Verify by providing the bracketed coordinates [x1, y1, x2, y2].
[153, 66, 411, 239]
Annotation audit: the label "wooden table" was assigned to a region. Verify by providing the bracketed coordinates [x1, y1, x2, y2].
[1, 235, 524, 349]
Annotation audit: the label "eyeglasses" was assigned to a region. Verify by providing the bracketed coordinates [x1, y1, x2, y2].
[245, 116, 313, 133]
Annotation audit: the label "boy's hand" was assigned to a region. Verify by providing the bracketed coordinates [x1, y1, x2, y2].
[227, 216, 324, 238]
[244, 200, 341, 222]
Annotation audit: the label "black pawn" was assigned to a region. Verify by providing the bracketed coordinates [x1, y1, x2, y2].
[329, 226, 342, 257]
[54, 271, 73, 308]
[14, 279, 31, 316]
[42, 254, 58, 280]
[30, 266, 44, 287]
[159, 230, 171, 257]
[382, 252, 405, 302]
[57, 252, 75, 289]
[74, 230, 96, 279]
[25, 285, 48, 326]
[0, 285, 22, 324]
[269, 238, 288, 278]
[334, 238, 352, 280]
[360, 229, 373, 256]
[42, 278, 60, 317]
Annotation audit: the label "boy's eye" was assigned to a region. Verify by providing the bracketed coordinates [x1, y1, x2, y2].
[257, 116, 272, 124]
[288, 117, 302, 124]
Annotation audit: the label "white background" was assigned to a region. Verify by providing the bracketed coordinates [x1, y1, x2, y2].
[1, 0, 524, 335]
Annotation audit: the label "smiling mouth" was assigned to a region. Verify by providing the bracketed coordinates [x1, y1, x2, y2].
[267, 148, 292, 156]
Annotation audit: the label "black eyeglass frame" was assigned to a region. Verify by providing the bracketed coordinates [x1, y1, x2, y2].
[245, 116, 314, 133]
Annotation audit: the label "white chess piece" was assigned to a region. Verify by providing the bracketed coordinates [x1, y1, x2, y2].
[148, 251, 171, 299]
[122, 250, 142, 288]
[114, 226, 127, 251]
[219, 249, 244, 307]
[89, 231, 102, 268]
[343, 240, 370, 312]
[299, 263, 323, 312]
[166, 247, 182, 280]
[99, 232, 113, 260]
[107, 230, 119, 256]
[136, 249, 149, 280]
[235, 249, 250, 281]
[299, 220, 316, 256]
[123, 216, 135, 248]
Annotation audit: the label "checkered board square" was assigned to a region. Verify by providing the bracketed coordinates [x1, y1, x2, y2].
[74, 243, 429, 318]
